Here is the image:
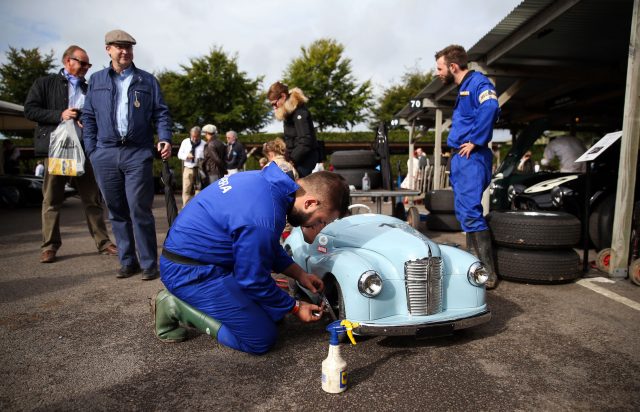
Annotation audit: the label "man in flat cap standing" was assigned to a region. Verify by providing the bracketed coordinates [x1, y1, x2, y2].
[82, 29, 172, 280]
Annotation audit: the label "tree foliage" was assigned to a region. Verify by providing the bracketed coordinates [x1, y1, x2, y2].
[158, 47, 271, 133]
[282, 38, 373, 132]
[371, 68, 433, 129]
[0, 47, 56, 104]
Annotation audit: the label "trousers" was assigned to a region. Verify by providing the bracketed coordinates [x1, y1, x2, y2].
[90, 146, 157, 269]
[449, 147, 493, 232]
[181, 166, 196, 206]
[41, 157, 113, 252]
[160, 256, 279, 355]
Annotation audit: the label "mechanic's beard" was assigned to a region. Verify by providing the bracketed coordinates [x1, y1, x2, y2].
[442, 69, 454, 85]
[287, 206, 312, 227]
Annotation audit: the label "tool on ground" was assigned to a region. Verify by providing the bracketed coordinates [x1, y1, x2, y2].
[321, 320, 360, 393]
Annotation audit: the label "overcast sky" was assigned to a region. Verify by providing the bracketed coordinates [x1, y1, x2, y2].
[1, 0, 521, 132]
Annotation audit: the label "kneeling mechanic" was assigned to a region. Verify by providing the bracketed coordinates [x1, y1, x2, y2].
[154, 163, 350, 354]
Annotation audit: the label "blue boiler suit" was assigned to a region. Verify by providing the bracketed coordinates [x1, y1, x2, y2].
[447, 71, 500, 232]
[160, 163, 298, 354]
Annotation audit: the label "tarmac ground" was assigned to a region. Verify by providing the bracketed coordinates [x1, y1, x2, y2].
[1, 195, 639, 411]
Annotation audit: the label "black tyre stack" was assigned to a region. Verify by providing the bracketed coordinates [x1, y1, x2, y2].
[330, 150, 381, 189]
[487, 210, 582, 284]
[424, 190, 461, 232]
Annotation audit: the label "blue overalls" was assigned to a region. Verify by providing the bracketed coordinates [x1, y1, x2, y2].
[160, 163, 298, 354]
[448, 71, 500, 232]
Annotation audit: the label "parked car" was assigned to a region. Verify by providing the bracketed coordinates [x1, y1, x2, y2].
[490, 120, 625, 251]
[0, 175, 77, 208]
[284, 213, 491, 338]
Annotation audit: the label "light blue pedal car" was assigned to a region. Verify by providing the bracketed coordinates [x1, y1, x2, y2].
[284, 213, 491, 337]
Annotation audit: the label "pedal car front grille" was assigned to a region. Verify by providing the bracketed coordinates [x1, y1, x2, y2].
[404, 257, 443, 315]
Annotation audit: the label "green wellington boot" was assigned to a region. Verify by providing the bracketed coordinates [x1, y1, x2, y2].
[152, 289, 222, 342]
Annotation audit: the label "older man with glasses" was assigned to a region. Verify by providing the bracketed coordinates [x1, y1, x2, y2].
[24, 45, 117, 264]
[82, 30, 173, 280]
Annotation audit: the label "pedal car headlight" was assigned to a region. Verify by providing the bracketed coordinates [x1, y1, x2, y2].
[358, 270, 383, 297]
[467, 262, 489, 286]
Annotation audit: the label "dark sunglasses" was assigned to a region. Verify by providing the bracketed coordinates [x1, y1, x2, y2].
[70, 57, 92, 68]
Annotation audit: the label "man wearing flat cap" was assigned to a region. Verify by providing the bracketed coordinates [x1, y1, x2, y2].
[82, 29, 173, 280]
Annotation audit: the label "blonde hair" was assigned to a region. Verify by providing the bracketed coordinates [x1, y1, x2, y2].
[263, 137, 287, 157]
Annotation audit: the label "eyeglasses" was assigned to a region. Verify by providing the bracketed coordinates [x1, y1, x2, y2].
[70, 57, 92, 68]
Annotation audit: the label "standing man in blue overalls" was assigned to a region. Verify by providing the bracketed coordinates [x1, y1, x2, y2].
[82, 30, 173, 280]
[435, 45, 500, 289]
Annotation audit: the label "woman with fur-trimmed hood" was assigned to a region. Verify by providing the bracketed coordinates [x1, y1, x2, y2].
[267, 82, 319, 177]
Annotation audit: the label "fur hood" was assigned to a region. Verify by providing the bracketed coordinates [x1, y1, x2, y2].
[274, 87, 308, 121]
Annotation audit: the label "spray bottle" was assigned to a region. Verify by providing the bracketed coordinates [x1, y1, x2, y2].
[322, 320, 359, 393]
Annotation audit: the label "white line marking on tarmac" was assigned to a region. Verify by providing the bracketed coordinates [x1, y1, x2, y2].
[576, 278, 640, 311]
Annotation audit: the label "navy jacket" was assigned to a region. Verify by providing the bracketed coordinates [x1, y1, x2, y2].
[81, 63, 172, 156]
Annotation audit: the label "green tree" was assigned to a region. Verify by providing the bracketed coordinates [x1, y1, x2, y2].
[158, 47, 271, 133]
[283, 38, 373, 131]
[0, 47, 56, 104]
[371, 68, 433, 129]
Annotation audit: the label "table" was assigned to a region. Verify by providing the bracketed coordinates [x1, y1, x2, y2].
[349, 189, 421, 214]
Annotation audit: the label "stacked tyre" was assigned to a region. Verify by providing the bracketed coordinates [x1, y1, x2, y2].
[488, 210, 582, 284]
[330, 150, 381, 189]
[424, 189, 461, 232]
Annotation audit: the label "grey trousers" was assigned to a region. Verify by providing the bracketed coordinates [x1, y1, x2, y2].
[42, 158, 113, 252]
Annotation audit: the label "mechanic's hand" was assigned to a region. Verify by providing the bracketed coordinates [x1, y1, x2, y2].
[298, 272, 324, 294]
[61, 108, 79, 121]
[157, 142, 171, 160]
[458, 141, 476, 158]
[295, 301, 324, 322]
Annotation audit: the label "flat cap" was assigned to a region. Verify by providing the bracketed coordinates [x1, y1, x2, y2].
[105, 29, 137, 45]
[202, 124, 218, 134]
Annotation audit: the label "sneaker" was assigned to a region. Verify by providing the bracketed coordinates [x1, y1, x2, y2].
[117, 263, 141, 278]
[141, 267, 159, 281]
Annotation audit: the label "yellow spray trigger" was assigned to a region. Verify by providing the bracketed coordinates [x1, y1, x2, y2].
[340, 320, 360, 345]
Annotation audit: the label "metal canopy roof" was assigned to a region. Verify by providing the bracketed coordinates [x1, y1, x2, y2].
[395, 0, 634, 132]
